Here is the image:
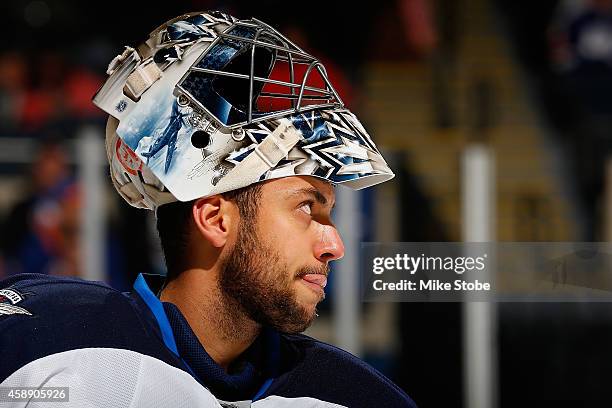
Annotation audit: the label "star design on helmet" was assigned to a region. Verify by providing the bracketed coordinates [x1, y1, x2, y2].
[228, 110, 381, 181]
[264, 148, 310, 179]
[299, 115, 377, 179]
[292, 111, 331, 143]
[226, 144, 257, 165]
[334, 110, 379, 152]
[302, 136, 356, 178]
[245, 122, 274, 144]
[156, 14, 221, 64]
[163, 13, 227, 44]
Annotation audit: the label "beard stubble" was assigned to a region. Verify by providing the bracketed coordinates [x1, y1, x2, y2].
[219, 220, 327, 334]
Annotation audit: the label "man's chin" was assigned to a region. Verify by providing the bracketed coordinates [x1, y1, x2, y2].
[295, 278, 326, 304]
[274, 312, 316, 334]
[269, 299, 318, 334]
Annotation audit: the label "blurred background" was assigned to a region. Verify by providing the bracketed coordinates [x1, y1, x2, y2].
[1, 0, 612, 406]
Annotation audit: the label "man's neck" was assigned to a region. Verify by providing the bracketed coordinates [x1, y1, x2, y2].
[159, 269, 260, 371]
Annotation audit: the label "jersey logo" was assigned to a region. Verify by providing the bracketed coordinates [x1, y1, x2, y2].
[0, 288, 32, 317]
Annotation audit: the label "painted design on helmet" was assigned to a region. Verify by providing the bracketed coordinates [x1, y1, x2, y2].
[140, 99, 187, 173]
[153, 12, 236, 64]
[93, 11, 394, 210]
[232, 109, 385, 184]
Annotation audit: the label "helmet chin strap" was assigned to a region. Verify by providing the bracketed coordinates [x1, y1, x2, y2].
[209, 119, 302, 195]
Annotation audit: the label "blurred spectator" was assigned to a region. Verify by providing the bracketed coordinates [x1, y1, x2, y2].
[551, 0, 612, 112]
[0, 50, 104, 136]
[400, 0, 438, 57]
[0, 139, 81, 277]
[19, 52, 66, 131]
[0, 52, 27, 133]
[64, 65, 104, 119]
[549, 0, 612, 239]
[367, 0, 438, 61]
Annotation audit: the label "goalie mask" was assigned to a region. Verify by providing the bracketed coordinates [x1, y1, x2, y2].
[93, 11, 394, 210]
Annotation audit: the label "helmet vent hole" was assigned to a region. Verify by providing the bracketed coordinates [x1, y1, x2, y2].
[191, 130, 211, 149]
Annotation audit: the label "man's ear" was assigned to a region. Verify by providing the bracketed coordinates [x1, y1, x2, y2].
[192, 195, 235, 248]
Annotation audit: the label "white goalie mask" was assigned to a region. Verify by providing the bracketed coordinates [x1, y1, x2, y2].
[93, 11, 394, 210]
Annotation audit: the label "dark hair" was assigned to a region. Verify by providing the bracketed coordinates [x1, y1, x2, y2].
[155, 183, 263, 281]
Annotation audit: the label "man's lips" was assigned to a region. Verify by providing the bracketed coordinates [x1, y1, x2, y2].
[299, 274, 328, 295]
[301, 274, 328, 288]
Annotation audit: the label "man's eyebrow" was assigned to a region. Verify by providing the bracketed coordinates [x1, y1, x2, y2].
[287, 187, 334, 207]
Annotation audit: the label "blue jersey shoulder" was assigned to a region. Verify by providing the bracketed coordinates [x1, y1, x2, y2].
[0, 274, 178, 382]
[269, 333, 417, 407]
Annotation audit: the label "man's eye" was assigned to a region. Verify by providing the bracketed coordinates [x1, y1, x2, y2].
[299, 201, 313, 215]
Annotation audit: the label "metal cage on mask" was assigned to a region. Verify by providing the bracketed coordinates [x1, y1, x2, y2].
[175, 18, 344, 129]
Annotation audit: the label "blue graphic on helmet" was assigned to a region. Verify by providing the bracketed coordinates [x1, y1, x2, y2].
[223, 109, 382, 185]
[141, 99, 186, 173]
[291, 112, 330, 143]
[167, 16, 213, 42]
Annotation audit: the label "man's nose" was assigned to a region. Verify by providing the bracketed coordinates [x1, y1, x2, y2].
[314, 224, 345, 263]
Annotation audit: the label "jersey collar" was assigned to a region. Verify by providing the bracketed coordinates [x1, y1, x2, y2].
[132, 273, 279, 401]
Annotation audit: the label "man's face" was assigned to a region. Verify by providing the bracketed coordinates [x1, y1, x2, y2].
[219, 176, 345, 333]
